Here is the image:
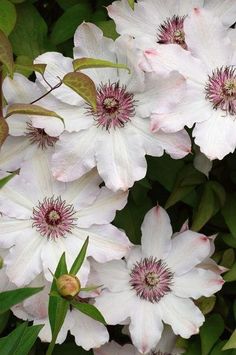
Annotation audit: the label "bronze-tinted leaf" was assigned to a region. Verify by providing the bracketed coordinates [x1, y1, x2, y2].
[0, 118, 9, 147]
[0, 29, 14, 76]
[6, 103, 64, 125]
[63, 71, 97, 110]
[73, 57, 130, 73]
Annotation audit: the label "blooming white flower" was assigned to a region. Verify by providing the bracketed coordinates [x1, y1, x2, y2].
[0, 74, 61, 172]
[12, 273, 109, 350]
[94, 326, 183, 354]
[93, 206, 224, 353]
[0, 152, 130, 286]
[34, 23, 191, 191]
[142, 9, 236, 160]
[108, 0, 236, 51]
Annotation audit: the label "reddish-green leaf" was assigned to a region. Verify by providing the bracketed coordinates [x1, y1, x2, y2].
[63, 71, 97, 110]
[0, 118, 8, 147]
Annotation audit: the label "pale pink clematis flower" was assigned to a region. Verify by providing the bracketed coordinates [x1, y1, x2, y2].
[108, 0, 236, 52]
[93, 206, 224, 354]
[0, 152, 130, 286]
[12, 273, 109, 350]
[94, 326, 184, 354]
[142, 9, 236, 160]
[34, 23, 191, 192]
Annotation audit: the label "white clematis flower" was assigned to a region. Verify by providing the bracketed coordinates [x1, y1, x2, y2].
[0, 152, 130, 286]
[0, 73, 66, 172]
[12, 273, 109, 350]
[142, 9, 236, 160]
[93, 206, 224, 354]
[34, 23, 191, 191]
[108, 0, 236, 51]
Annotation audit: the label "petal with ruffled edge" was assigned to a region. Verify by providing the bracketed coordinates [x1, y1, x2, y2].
[52, 128, 97, 182]
[165, 231, 210, 275]
[90, 259, 130, 292]
[77, 186, 128, 228]
[69, 308, 109, 350]
[73, 22, 116, 84]
[150, 83, 211, 133]
[141, 44, 207, 83]
[184, 8, 233, 70]
[129, 298, 163, 354]
[141, 206, 172, 260]
[95, 289, 136, 324]
[4, 231, 46, 286]
[95, 125, 147, 191]
[94, 341, 137, 355]
[34, 52, 82, 105]
[193, 111, 236, 160]
[73, 224, 131, 262]
[159, 293, 204, 338]
[172, 268, 224, 299]
[204, 0, 236, 27]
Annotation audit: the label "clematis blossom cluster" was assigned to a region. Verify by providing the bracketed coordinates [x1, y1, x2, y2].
[0, 0, 231, 353]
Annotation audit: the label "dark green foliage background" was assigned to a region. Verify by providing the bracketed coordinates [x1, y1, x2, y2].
[0, 0, 236, 353]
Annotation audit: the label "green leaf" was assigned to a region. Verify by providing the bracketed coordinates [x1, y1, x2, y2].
[223, 330, 236, 350]
[0, 0, 16, 35]
[9, 4, 49, 59]
[195, 296, 216, 315]
[165, 164, 206, 209]
[63, 71, 97, 110]
[224, 262, 236, 282]
[221, 249, 235, 269]
[47, 253, 69, 355]
[128, 0, 134, 9]
[73, 57, 130, 73]
[191, 181, 226, 231]
[69, 236, 89, 275]
[0, 118, 9, 147]
[6, 103, 64, 125]
[0, 172, 17, 188]
[56, 0, 80, 10]
[70, 301, 106, 324]
[0, 29, 14, 76]
[210, 340, 236, 354]
[222, 194, 236, 239]
[0, 311, 10, 334]
[200, 314, 224, 355]
[51, 4, 92, 45]
[0, 287, 43, 314]
[0, 322, 43, 355]
[96, 20, 119, 40]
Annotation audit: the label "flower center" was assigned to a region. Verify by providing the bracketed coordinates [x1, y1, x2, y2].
[32, 196, 77, 240]
[130, 257, 173, 303]
[157, 15, 187, 49]
[25, 122, 58, 149]
[205, 66, 236, 115]
[89, 82, 135, 130]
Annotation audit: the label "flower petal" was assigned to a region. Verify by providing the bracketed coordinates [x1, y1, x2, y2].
[184, 8, 233, 70]
[95, 126, 147, 191]
[204, 0, 236, 27]
[159, 293, 204, 338]
[52, 128, 97, 182]
[69, 308, 109, 350]
[0, 218, 33, 248]
[193, 111, 236, 160]
[129, 298, 163, 354]
[77, 186, 128, 228]
[141, 206, 172, 260]
[34, 52, 81, 105]
[73, 224, 131, 262]
[165, 231, 211, 275]
[91, 259, 130, 292]
[172, 268, 224, 299]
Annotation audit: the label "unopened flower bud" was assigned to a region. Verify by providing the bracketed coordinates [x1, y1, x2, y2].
[56, 274, 81, 299]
